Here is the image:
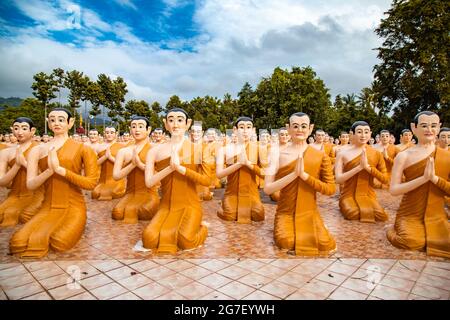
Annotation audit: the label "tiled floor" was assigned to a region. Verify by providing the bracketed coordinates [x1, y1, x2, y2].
[0, 188, 449, 300]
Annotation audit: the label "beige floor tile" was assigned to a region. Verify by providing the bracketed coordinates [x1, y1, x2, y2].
[90, 282, 128, 300]
[118, 274, 153, 291]
[0, 272, 35, 291]
[328, 287, 368, 300]
[179, 266, 212, 280]
[387, 266, 421, 281]
[410, 283, 449, 300]
[276, 271, 312, 288]
[327, 261, 358, 277]
[0, 263, 20, 271]
[158, 273, 194, 290]
[379, 274, 415, 292]
[66, 292, 97, 300]
[199, 291, 233, 300]
[234, 259, 267, 271]
[290, 264, 324, 278]
[315, 270, 348, 286]
[259, 280, 297, 299]
[49, 283, 85, 300]
[286, 288, 327, 300]
[0, 265, 29, 280]
[407, 293, 429, 300]
[360, 259, 396, 274]
[242, 290, 280, 300]
[426, 261, 450, 271]
[39, 273, 73, 290]
[217, 281, 255, 300]
[217, 265, 251, 280]
[176, 282, 213, 300]
[4, 281, 44, 300]
[341, 278, 375, 295]
[337, 258, 366, 267]
[301, 280, 337, 298]
[421, 266, 450, 280]
[253, 264, 288, 279]
[142, 266, 175, 280]
[238, 273, 273, 289]
[88, 259, 124, 272]
[80, 274, 114, 290]
[155, 291, 187, 300]
[110, 292, 141, 300]
[105, 266, 136, 281]
[394, 260, 426, 273]
[128, 260, 159, 273]
[165, 260, 195, 272]
[199, 260, 230, 272]
[24, 261, 56, 272]
[416, 273, 450, 291]
[21, 291, 53, 300]
[197, 273, 233, 290]
[370, 284, 409, 300]
[31, 265, 65, 281]
[0, 290, 7, 300]
[133, 282, 170, 300]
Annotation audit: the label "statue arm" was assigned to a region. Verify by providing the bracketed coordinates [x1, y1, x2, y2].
[370, 153, 389, 184]
[304, 155, 336, 195]
[97, 153, 108, 165]
[389, 153, 428, 196]
[334, 153, 362, 184]
[26, 147, 53, 190]
[216, 147, 242, 179]
[434, 176, 450, 195]
[0, 151, 20, 187]
[64, 146, 100, 190]
[145, 147, 173, 188]
[113, 149, 136, 180]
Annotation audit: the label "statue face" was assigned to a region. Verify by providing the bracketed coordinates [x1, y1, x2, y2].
[279, 130, 290, 144]
[353, 125, 371, 146]
[314, 131, 325, 143]
[235, 121, 253, 143]
[401, 131, 413, 143]
[380, 132, 390, 144]
[130, 119, 150, 141]
[4, 134, 11, 143]
[205, 130, 216, 142]
[88, 130, 99, 143]
[104, 128, 116, 142]
[11, 121, 35, 143]
[48, 110, 73, 135]
[289, 115, 312, 142]
[411, 114, 440, 144]
[389, 135, 395, 144]
[324, 134, 330, 143]
[190, 127, 202, 142]
[165, 111, 189, 137]
[340, 134, 349, 145]
[42, 134, 49, 143]
[439, 131, 450, 147]
[153, 130, 163, 142]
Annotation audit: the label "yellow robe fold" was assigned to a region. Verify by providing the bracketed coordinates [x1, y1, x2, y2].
[339, 146, 388, 222]
[112, 142, 159, 224]
[92, 142, 126, 200]
[275, 146, 336, 256]
[142, 139, 210, 254]
[324, 143, 336, 165]
[387, 148, 450, 258]
[217, 142, 265, 223]
[196, 142, 218, 201]
[10, 139, 99, 258]
[374, 144, 398, 188]
[0, 142, 44, 227]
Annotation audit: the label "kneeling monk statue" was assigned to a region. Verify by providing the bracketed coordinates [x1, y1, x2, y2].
[10, 109, 99, 258]
[264, 112, 336, 256]
[387, 111, 449, 258]
[142, 108, 211, 253]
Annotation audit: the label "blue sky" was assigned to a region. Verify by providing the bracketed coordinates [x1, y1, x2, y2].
[0, 0, 393, 103]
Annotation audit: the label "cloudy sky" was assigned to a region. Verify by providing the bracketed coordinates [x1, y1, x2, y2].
[0, 0, 392, 104]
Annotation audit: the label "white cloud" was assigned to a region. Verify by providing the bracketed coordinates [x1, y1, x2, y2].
[0, 0, 392, 106]
[113, 0, 138, 10]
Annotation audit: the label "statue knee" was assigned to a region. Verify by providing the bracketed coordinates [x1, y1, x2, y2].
[275, 234, 295, 250]
[142, 228, 159, 249]
[251, 203, 265, 221]
[340, 200, 360, 220]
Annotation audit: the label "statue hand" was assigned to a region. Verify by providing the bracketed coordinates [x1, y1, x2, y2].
[383, 147, 389, 159]
[360, 148, 371, 172]
[170, 146, 181, 171]
[48, 147, 64, 175]
[105, 146, 111, 159]
[15, 147, 27, 167]
[424, 157, 437, 183]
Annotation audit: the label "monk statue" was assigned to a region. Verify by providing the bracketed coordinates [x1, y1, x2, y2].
[264, 112, 336, 256]
[437, 127, 449, 151]
[396, 129, 414, 152]
[270, 127, 290, 202]
[10, 109, 99, 258]
[203, 128, 222, 195]
[0, 118, 44, 227]
[216, 117, 265, 223]
[190, 124, 213, 201]
[92, 126, 126, 201]
[387, 111, 449, 258]
[333, 131, 350, 157]
[335, 121, 389, 223]
[142, 108, 211, 253]
[310, 129, 335, 164]
[84, 129, 103, 154]
[151, 128, 164, 144]
[112, 116, 159, 224]
[372, 130, 398, 188]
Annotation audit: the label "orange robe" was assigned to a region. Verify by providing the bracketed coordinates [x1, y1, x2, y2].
[217, 143, 265, 223]
[339, 146, 389, 222]
[0, 142, 44, 227]
[92, 142, 126, 200]
[197, 142, 217, 201]
[112, 142, 159, 224]
[142, 140, 210, 253]
[10, 139, 99, 258]
[387, 148, 450, 258]
[374, 144, 398, 188]
[324, 143, 336, 165]
[275, 146, 336, 256]
[0, 143, 7, 151]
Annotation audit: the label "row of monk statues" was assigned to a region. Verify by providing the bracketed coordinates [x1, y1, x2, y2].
[0, 108, 448, 259]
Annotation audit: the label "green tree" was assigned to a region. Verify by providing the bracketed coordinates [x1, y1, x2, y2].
[373, 0, 450, 132]
[31, 72, 59, 134]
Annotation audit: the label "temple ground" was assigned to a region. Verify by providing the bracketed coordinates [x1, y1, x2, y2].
[0, 188, 449, 300]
